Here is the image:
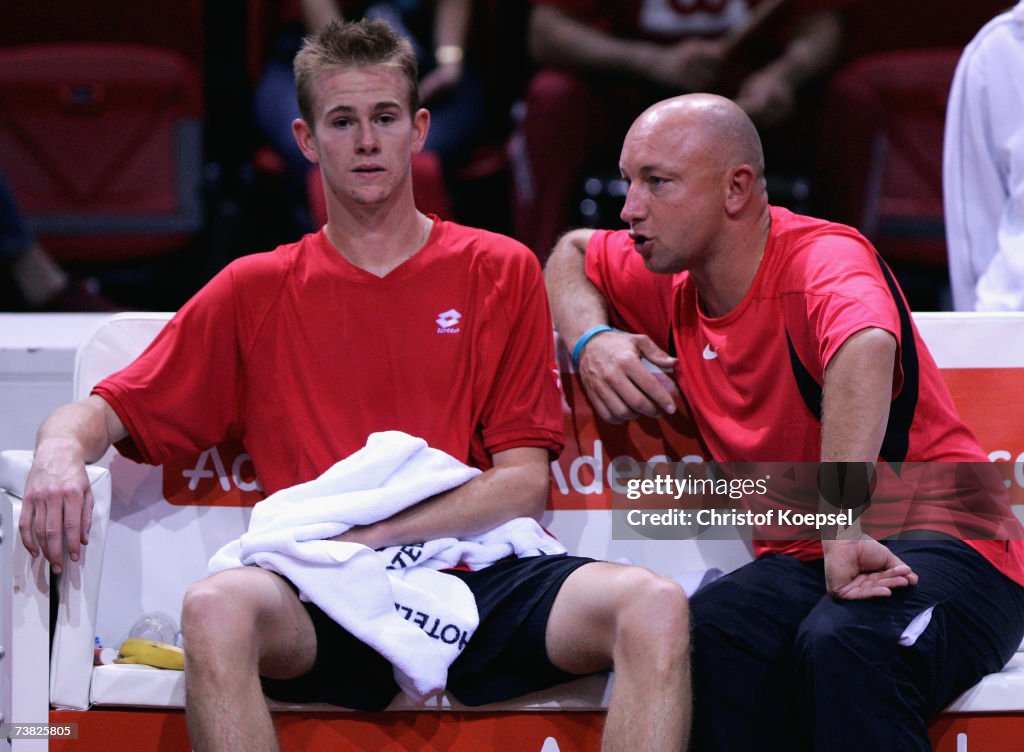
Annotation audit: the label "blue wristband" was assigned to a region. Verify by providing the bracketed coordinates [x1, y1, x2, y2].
[571, 325, 615, 369]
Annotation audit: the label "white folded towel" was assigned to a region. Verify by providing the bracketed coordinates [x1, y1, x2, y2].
[208, 431, 564, 702]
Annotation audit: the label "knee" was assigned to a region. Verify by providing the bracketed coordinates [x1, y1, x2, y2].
[613, 569, 690, 653]
[181, 570, 263, 650]
[795, 606, 892, 672]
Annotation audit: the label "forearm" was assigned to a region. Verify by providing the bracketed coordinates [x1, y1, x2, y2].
[418, 0, 470, 100]
[34, 395, 125, 465]
[23, 395, 125, 568]
[433, 0, 471, 55]
[344, 447, 550, 549]
[820, 328, 895, 540]
[529, 5, 654, 78]
[545, 229, 610, 349]
[758, 11, 842, 90]
[807, 331, 914, 598]
[302, 0, 341, 29]
[545, 229, 678, 420]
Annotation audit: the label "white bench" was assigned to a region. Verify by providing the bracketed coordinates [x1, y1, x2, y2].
[3, 312, 1024, 752]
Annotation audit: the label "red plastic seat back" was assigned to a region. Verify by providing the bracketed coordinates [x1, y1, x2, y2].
[0, 43, 203, 261]
[817, 48, 961, 268]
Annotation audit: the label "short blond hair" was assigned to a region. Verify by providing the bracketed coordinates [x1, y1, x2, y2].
[293, 19, 419, 126]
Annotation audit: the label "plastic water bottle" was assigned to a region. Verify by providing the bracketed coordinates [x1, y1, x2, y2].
[127, 611, 179, 645]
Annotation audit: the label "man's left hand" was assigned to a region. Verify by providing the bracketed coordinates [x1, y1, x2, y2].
[734, 68, 796, 129]
[419, 63, 462, 104]
[823, 537, 918, 600]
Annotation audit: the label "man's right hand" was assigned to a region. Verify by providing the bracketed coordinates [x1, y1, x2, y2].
[642, 39, 724, 93]
[21, 437, 94, 574]
[577, 330, 679, 424]
[823, 537, 918, 600]
[18, 396, 123, 574]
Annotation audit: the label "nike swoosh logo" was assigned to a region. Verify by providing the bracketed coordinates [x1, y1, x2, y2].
[702, 344, 718, 360]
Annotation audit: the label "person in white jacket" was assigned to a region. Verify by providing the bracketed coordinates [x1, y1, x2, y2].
[944, 1, 1024, 310]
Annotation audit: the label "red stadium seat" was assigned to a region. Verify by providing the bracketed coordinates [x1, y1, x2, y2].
[0, 0, 204, 61]
[0, 43, 204, 262]
[816, 48, 961, 270]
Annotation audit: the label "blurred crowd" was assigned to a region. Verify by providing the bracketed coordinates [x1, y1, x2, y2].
[0, 0, 1015, 312]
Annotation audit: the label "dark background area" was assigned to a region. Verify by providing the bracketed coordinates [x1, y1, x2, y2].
[0, 0, 1012, 310]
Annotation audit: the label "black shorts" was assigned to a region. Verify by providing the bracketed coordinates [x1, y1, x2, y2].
[260, 554, 597, 710]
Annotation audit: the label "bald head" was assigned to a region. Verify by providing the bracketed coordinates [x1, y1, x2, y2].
[617, 93, 771, 279]
[627, 94, 765, 181]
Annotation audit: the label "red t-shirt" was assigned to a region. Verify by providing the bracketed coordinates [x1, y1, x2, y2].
[95, 218, 565, 496]
[586, 206, 1024, 585]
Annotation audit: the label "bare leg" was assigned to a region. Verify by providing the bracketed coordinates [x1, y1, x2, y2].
[181, 567, 318, 752]
[545, 562, 691, 751]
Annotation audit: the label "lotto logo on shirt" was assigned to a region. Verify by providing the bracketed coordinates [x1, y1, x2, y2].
[435, 308, 462, 333]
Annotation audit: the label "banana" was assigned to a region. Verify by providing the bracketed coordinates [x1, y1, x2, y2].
[115, 638, 186, 671]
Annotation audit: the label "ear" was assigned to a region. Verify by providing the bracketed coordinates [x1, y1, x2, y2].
[724, 164, 756, 217]
[292, 118, 320, 164]
[410, 107, 430, 155]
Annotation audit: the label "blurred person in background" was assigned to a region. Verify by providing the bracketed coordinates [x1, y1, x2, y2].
[944, 1, 1024, 311]
[513, 0, 842, 262]
[0, 169, 115, 312]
